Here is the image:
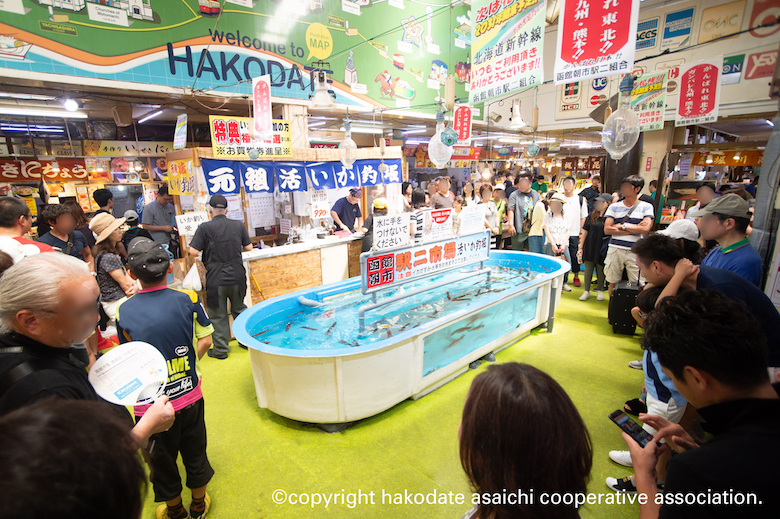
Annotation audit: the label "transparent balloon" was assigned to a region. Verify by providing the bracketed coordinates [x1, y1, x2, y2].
[339, 129, 358, 168]
[601, 90, 640, 160]
[429, 121, 454, 169]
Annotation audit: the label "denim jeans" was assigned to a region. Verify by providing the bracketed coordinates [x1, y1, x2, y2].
[528, 235, 544, 254]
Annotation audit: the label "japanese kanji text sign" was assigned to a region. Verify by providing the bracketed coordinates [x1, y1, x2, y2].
[630, 71, 667, 132]
[554, 0, 640, 84]
[373, 213, 411, 251]
[252, 75, 272, 135]
[0, 158, 88, 182]
[471, 0, 546, 105]
[361, 232, 491, 294]
[167, 158, 195, 195]
[175, 212, 208, 238]
[209, 116, 292, 160]
[675, 58, 722, 127]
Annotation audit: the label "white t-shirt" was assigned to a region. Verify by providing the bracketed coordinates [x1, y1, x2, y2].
[544, 212, 570, 248]
[604, 200, 655, 250]
[563, 193, 588, 237]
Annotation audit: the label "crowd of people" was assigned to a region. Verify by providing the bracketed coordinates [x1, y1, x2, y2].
[0, 167, 777, 519]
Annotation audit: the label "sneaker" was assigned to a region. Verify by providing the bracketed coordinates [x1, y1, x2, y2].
[157, 503, 190, 519]
[609, 450, 633, 467]
[562, 284, 572, 292]
[238, 343, 248, 350]
[190, 492, 211, 519]
[207, 349, 228, 360]
[596, 291, 604, 301]
[606, 476, 637, 492]
[579, 291, 590, 301]
[606, 476, 664, 492]
[629, 360, 643, 370]
[573, 277, 581, 287]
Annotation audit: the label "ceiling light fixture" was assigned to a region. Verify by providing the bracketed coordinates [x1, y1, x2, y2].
[138, 110, 163, 123]
[0, 106, 88, 119]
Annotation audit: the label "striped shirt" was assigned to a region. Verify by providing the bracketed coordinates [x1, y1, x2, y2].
[604, 200, 654, 250]
[410, 209, 424, 244]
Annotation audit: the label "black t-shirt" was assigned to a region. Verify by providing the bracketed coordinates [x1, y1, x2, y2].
[122, 226, 153, 251]
[37, 230, 89, 261]
[660, 384, 780, 519]
[582, 215, 606, 263]
[361, 214, 374, 253]
[0, 332, 103, 416]
[189, 215, 251, 285]
[697, 266, 780, 366]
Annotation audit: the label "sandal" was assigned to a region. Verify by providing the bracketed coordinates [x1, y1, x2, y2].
[624, 398, 647, 416]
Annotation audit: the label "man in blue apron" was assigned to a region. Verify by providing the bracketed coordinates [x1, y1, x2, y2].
[188, 195, 254, 359]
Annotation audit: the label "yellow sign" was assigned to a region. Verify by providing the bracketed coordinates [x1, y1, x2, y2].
[306, 22, 333, 61]
[698, 0, 746, 44]
[167, 158, 195, 195]
[83, 140, 173, 157]
[208, 116, 292, 160]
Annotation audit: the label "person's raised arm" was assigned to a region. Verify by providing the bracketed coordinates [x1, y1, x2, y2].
[655, 259, 698, 307]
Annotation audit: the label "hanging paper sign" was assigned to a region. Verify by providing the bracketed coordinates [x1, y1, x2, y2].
[453, 105, 472, 143]
[361, 231, 491, 294]
[554, 0, 640, 84]
[334, 163, 360, 188]
[252, 75, 273, 135]
[470, 0, 546, 105]
[373, 213, 411, 251]
[209, 116, 292, 160]
[274, 162, 308, 192]
[423, 208, 453, 243]
[381, 159, 403, 184]
[173, 114, 188, 150]
[310, 190, 331, 219]
[175, 212, 208, 238]
[201, 159, 241, 195]
[675, 58, 722, 127]
[356, 159, 383, 186]
[168, 158, 195, 195]
[630, 71, 667, 132]
[240, 161, 275, 193]
[306, 162, 338, 190]
[458, 205, 486, 236]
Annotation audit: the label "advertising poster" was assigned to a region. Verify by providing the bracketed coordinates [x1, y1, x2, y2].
[173, 114, 188, 150]
[209, 116, 292, 160]
[0, 1, 473, 110]
[470, 0, 546, 105]
[675, 58, 723, 127]
[698, 1, 746, 44]
[660, 8, 694, 50]
[554, 0, 640, 84]
[636, 17, 659, 51]
[722, 54, 745, 85]
[629, 71, 667, 132]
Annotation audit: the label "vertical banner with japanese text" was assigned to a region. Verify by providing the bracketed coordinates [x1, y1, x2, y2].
[470, 0, 546, 105]
[629, 71, 667, 132]
[167, 158, 195, 195]
[675, 58, 722, 127]
[201, 159, 241, 195]
[554, 0, 640, 84]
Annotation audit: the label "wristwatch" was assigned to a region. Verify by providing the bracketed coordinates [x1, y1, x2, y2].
[621, 223, 627, 231]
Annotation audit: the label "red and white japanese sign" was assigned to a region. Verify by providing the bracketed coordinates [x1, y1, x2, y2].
[0, 158, 88, 183]
[554, 0, 640, 84]
[470, 0, 546, 105]
[452, 146, 482, 161]
[675, 58, 722, 127]
[252, 75, 272, 135]
[453, 105, 473, 144]
[361, 232, 491, 294]
[208, 115, 292, 160]
[745, 50, 777, 80]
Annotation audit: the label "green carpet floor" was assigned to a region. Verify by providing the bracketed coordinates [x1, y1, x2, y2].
[142, 288, 645, 518]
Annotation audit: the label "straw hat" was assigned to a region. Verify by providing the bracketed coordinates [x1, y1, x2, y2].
[548, 192, 567, 204]
[89, 213, 126, 244]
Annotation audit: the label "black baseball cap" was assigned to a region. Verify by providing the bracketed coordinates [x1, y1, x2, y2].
[209, 194, 228, 209]
[127, 237, 170, 283]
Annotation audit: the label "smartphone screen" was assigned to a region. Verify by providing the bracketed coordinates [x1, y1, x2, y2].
[609, 410, 654, 447]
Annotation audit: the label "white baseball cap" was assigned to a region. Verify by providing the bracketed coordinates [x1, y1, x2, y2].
[658, 219, 699, 241]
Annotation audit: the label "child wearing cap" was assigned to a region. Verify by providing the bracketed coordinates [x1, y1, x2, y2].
[116, 237, 215, 519]
[121, 210, 153, 254]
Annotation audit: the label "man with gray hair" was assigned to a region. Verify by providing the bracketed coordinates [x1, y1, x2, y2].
[189, 194, 253, 359]
[0, 253, 174, 446]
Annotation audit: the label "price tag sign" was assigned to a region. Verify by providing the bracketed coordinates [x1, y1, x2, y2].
[311, 190, 330, 219]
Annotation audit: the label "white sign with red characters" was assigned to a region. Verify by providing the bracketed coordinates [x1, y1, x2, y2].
[423, 208, 453, 243]
[470, 0, 546, 105]
[361, 232, 491, 294]
[252, 75, 272, 135]
[453, 105, 473, 144]
[554, 0, 640, 84]
[675, 58, 722, 127]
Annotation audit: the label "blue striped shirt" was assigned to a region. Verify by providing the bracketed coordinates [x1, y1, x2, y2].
[604, 200, 655, 250]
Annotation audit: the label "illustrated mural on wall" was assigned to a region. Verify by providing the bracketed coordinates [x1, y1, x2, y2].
[0, 0, 471, 110]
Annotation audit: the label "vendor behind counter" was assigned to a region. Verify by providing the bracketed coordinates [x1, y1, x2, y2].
[331, 187, 363, 233]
